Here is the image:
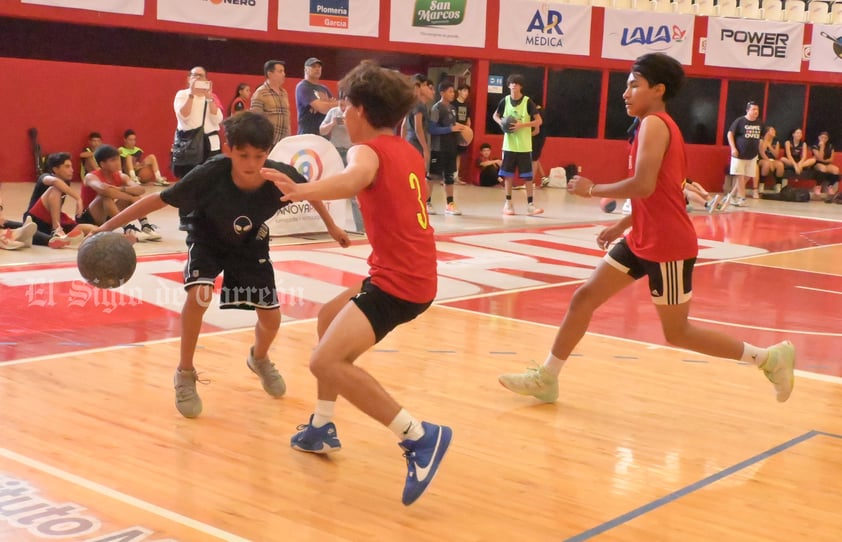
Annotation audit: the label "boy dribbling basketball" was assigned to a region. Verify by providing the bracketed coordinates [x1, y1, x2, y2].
[95, 112, 349, 418]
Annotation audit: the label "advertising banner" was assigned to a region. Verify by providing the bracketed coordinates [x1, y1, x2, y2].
[21, 0, 143, 15]
[390, 0, 487, 48]
[705, 18, 804, 72]
[809, 24, 842, 73]
[278, 0, 379, 38]
[157, 0, 269, 32]
[602, 9, 694, 64]
[498, 0, 591, 56]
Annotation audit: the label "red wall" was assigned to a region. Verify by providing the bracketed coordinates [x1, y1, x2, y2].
[0, 57, 320, 183]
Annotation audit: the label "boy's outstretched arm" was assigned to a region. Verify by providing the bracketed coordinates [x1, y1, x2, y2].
[96, 193, 168, 232]
[309, 200, 350, 248]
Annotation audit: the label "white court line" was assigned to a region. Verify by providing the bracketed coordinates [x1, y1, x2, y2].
[688, 316, 842, 337]
[436, 304, 842, 386]
[0, 318, 315, 368]
[796, 285, 842, 295]
[0, 447, 251, 542]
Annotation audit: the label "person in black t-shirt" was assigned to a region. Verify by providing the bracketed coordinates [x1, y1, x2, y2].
[727, 101, 762, 206]
[95, 112, 350, 419]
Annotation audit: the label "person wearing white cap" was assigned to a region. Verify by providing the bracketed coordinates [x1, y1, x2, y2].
[295, 57, 338, 135]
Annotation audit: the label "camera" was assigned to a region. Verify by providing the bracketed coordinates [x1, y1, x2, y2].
[194, 80, 211, 90]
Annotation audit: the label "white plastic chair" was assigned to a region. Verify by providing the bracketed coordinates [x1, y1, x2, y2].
[633, 0, 654, 11]
[741, 0, 763, 17]
[830, 0, 842, 22]
[808, 0, 831, 23]
[763, 0, 785, 20]
[612, 0, 633, 8]
[785, 0, 807, 21]
[718, 0, 739, 16]
[697, 0, 717, 14]
[591, 0, 609, 7]
[653, 0, 675, 11]
[674, 0, 696, 13]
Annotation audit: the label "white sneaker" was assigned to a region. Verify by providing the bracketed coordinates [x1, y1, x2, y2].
[621, 199, 632, 215]
[141, 224, 162, 241]
[706, 194, 721, 214]
[498, 364, 559, 403]
[527, 203, 544, 215]
[12, 221, 38, 248]
[502, 200, 515, 215]
[0, 229, 24, 250]
[124, 224, 151, 242]
[760, 341, 795, 402]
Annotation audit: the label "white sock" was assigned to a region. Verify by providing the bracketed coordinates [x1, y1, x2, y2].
[311, 400, 335, 428]
[741, 343, 768, 366]
[154, 169, 162, 178]
[543, 353, 566, 376]
[388, 408, 424, 442]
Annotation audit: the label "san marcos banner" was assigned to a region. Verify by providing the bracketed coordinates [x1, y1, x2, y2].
[21, 0, 143, 15]
[705, 18, 804, 72]
[390, 0, 486, 48]
[157, 0, 269, 32]
[602, 9, 694, 64]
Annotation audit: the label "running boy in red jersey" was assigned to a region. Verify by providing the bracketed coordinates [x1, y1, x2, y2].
[261, 61, 450, 507]
[498, 53, 795, 404]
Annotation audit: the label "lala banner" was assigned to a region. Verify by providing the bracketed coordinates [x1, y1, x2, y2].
[157, 0, 269, 32]
[278, 0, 379, 37]
[705, 18, 804, 72]
[498, 1, 591, 56]
[602, 9, 694, 64]
[21, 0, 143, 15]
[390, 0, 487, 48]
[809, 24, 842, 73]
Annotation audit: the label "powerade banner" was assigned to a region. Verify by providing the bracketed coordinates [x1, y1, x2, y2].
[278, 0, 379, 37]
[390, 0, 487, 48]
[21, 0, 143, 15]
[809, 24, 842, 73]
[705, 18, 804, 72]
[157, 0, 269, 32]
[498, 1, 591, 56]
[602, 9, 694, 64]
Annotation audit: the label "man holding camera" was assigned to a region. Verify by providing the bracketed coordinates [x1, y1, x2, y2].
[172, 66, 224, 179]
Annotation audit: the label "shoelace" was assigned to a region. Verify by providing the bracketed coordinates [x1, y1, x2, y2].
[143, 224, 159, 231]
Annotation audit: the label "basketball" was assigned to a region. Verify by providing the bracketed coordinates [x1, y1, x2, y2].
[600, 198, 617, 213]
[77, 232, 137, 289]
[501, 115, 517, 133]
[457, 125, 474, 146]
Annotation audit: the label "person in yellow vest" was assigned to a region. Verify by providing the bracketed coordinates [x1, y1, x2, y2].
[492, 74, 543, 215]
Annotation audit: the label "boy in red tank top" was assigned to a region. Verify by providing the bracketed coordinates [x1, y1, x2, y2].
[499, 53, 795, 405]
[261, 61, 451, 506]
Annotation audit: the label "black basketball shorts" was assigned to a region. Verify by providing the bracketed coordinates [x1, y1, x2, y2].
[351, 278, 432, 343]
[605, 239, 696, 306]
[500, 151, 533, 179]
[184, 242, 278, 310]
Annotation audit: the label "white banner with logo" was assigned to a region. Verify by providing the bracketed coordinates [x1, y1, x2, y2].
[278, 0, 379, 37]
[390, 0, 486, 48]
[157, 0, 268, 32]
[602, 9, 694, 64]
[809, 24, 842, 73]
[705, 18, 803, 72]
[267, 135, 349, 235]
[498, 1, 591, 56]
[22, 0, 143, 15]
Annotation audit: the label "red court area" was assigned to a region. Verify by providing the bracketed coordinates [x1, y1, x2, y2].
[1, 212, 840, 375]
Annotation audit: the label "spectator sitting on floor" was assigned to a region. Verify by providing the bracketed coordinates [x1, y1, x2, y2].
[79, 131, 103, 181]
[476, 143, 503, 187]
[119, 129, 169, 186]
[23, 152, 95, 247]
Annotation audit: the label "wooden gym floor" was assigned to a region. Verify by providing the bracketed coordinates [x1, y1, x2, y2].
[1, 184, 841, 541]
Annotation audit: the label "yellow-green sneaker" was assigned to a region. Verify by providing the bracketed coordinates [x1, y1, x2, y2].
[498, 364, 559, 403]
[759, 341, 795, 402]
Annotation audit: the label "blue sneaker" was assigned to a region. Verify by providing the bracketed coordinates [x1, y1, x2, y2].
[290, 415, 342, 454]
[399, 422, 452, 506]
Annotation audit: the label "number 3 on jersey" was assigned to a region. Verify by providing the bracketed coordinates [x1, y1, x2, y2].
[409, 172, 430, 229]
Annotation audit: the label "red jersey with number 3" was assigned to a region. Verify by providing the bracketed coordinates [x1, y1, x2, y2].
[356, 135, 437, 303]
[627, 112, 698, 262]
